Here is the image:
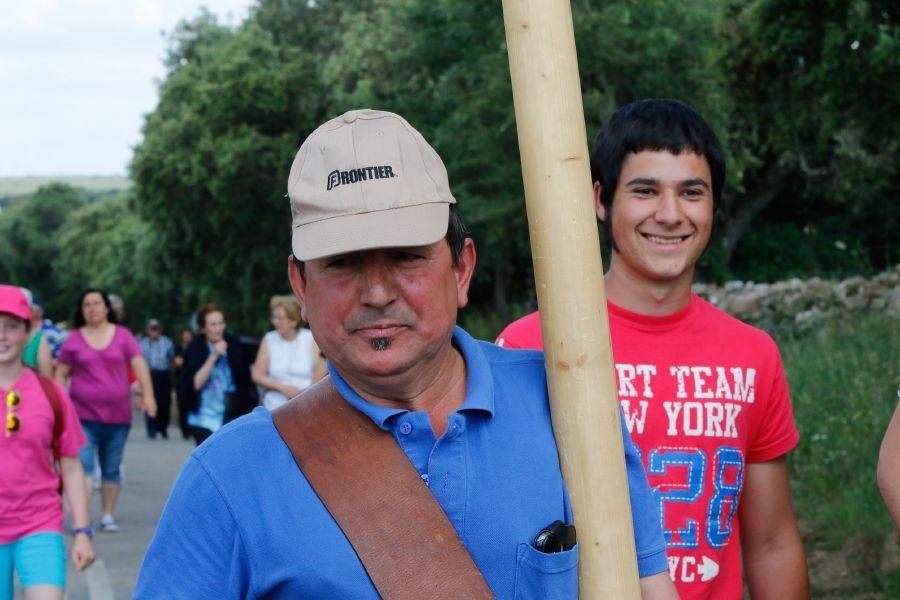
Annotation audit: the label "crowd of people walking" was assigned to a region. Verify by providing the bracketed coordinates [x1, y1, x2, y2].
[3, 100, 899, 600]
[0, 285, 324, 599]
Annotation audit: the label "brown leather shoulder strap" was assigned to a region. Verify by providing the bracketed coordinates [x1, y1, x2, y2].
[272, 377, 494, 600]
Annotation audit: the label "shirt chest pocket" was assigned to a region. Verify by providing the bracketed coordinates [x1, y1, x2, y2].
[513, 542, 578, 599]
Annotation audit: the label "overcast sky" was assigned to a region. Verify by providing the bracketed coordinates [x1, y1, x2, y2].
[0, 0, 257, 177]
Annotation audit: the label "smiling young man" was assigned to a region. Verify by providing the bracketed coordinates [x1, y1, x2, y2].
[135, 109, 676, 599]
[498, 99, 809, 599]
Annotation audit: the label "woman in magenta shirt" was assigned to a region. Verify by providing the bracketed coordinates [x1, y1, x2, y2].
[55, 289, 157, 533]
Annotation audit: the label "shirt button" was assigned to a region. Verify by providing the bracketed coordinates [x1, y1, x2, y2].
[399, 422, 413, 435]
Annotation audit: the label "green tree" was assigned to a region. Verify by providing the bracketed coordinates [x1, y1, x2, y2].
[0, 183, 85, 319]
[55, 195, 175, 330]
[134, 14, 300, 332]
[718, 0, 899, 279]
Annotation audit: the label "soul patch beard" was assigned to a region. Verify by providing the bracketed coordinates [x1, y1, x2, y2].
[370, 338, 392, 351]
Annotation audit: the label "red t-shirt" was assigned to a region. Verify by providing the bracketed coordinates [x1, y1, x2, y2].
[0, 369, 87, 543]
[497, 294, 799, 600]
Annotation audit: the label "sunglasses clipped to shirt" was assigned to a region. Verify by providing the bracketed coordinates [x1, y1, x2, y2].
[5, 390, 20, 436]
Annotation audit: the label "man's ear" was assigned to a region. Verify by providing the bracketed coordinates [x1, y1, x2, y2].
[593, 181, 607, 222]
[454, 238, 477, 309]
[287, 255, 308, 322]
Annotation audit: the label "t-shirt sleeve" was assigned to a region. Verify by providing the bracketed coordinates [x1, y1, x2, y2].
[134, 456, 251, 599]
[747, 344, 800, 463]
[494, 325, 520, 348]
[56, 382, 87, 456]
[495, 313, 542, 350]
[121, 327, 143, 360]
[621, 414, 669, 577]
[57, 335, 75, 366]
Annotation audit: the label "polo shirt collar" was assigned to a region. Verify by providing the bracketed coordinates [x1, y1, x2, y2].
[327, 326, 495, 431]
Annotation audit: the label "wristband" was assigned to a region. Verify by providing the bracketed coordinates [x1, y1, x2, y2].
[73, 525, 95, 539]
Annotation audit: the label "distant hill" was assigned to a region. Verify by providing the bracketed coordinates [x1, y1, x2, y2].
[0, 175, 131, 198]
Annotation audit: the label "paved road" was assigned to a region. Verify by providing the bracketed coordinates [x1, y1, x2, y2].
[63, 425, 194, 599]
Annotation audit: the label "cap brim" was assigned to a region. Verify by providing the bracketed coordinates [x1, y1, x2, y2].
[292, 202, 450, 261]
[0, 308, 30, 321]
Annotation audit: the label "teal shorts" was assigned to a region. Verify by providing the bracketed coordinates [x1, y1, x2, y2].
[0, 532, 65, 599]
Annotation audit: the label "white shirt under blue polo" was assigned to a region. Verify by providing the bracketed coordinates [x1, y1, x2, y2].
[135, 327, 666, 599]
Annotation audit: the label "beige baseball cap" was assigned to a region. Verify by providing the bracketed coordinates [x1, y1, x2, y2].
[288, 109, 456, 261]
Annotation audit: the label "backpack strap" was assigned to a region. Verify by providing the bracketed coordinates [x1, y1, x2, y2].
[37, 375, 65, 465]
[36, 374, 65, 494]
[272, 377, 494, 600]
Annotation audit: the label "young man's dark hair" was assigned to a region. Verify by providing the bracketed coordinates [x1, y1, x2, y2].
[590, 98, 726, 214]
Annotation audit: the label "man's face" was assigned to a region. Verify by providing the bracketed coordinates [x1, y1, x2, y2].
[147, 326, 161, 340]
[291, 239, 475, 384]
[599, 150, 713, 285]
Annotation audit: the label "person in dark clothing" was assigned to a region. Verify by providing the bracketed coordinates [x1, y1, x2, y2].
[180, 305, 254, 446]
[138, 319, 175, 439]
[172, 328, 194, 440]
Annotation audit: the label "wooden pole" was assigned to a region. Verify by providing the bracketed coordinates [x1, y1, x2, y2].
[500, 2, 641, 598]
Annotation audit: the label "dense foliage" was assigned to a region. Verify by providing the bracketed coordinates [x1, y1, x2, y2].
[0, 183, 85, 320]
[2, 0, 897, 336]
[717, 0, 900, 282]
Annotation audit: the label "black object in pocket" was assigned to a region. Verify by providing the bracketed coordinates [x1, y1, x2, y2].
[533, 520, 577, 553]
[514, 541, 578, 599]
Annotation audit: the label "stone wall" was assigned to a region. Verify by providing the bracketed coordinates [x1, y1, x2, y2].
[692, 264, 900, 334]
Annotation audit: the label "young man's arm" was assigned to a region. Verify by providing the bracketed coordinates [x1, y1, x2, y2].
[739, 456, 809, 598]
[640, 572, 679, 599]
[877, 403, 900, 531]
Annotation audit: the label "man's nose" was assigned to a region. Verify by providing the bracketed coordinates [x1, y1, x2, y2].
[359, 260, 397, 307]
[654, 190, 683, 225]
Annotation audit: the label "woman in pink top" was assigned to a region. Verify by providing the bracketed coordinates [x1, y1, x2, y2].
[0, 285, 95, 599]
[55, 289, 157, 533]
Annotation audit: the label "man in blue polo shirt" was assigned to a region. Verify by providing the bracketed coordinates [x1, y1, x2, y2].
[134, 109, 675, 598]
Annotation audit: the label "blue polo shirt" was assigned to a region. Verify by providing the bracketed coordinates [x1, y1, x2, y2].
[135, 327, 666, 599]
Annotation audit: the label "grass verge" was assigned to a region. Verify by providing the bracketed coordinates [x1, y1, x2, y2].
[777, 312, 900, 597]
